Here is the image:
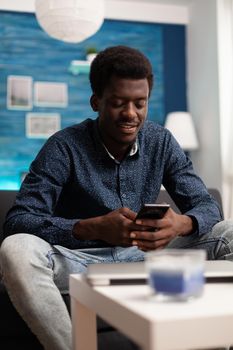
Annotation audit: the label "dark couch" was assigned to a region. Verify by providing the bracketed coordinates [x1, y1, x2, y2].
[0, 189, 222, 349]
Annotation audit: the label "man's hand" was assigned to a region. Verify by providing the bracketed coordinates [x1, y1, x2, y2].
[72, 207, 150, 246]
[130, 208, 195, 251]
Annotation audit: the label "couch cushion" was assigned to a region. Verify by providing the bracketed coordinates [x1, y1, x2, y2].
[0, 282, 38, 338]
[0, 190, 18, 242]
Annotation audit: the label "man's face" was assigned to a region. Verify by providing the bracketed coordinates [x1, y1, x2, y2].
[91, 76, 149, 151]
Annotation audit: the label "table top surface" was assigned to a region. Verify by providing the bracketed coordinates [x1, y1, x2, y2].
[70, 274, 233, 349]
[70, 274, 233, 322]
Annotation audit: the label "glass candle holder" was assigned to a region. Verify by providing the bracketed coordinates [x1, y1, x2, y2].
[146, 249, 206, 301]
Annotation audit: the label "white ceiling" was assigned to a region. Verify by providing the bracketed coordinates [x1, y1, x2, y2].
[121, 0, 193, 4]
[0, 0, 192, 22]
[0, 0, 194, 13]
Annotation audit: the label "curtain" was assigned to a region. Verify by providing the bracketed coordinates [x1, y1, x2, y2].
[217, 0, 233, 218]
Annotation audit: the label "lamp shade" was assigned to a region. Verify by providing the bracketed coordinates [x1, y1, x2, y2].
[165, 112, 199, 151]
[35, 0, 105, 43]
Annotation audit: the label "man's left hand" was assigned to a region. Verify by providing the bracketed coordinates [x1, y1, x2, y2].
[130, 208, 195, 251]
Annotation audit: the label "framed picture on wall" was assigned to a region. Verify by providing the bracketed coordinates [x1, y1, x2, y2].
[34, 81, 68, 107]
[26, 113, 61, 139]
[7, 75, 33, 110]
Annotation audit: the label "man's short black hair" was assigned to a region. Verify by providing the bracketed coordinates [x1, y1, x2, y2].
[89, 45, 154, 97]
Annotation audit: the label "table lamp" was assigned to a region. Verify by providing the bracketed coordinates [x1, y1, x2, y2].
[164, 111, 199, 151]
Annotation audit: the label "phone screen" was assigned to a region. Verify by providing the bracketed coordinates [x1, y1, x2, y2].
[136, 204, 170, 220]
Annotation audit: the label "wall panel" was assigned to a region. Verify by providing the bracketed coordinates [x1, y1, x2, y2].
[0, 11, 186, 189]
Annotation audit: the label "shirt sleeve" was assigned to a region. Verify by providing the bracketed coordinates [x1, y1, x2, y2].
[162, 131, 223, 235]
[3, 135, 93, 248]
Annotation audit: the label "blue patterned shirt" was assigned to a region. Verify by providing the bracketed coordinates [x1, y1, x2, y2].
[3, 118, 222, 248]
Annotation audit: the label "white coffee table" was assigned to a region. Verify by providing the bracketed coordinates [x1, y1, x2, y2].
[69, 274, 233, 350]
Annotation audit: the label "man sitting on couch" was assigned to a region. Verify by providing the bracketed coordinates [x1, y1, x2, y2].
[1, 45, 233, 350]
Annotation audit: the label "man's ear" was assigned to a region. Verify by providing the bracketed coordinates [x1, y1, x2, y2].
[90, 94, 99, 112]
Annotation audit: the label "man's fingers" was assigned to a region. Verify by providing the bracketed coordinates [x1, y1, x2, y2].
[133, 238, 169, 250]
[130, 229, 168, 241]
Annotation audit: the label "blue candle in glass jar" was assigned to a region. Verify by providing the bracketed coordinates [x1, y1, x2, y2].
[146, 249, 206, 301]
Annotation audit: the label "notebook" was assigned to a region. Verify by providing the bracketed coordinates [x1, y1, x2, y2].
[85, 260, 233, 286]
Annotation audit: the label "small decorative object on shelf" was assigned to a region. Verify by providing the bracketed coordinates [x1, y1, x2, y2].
[86, 47, 98, 62]
[68, 60, 91, 75]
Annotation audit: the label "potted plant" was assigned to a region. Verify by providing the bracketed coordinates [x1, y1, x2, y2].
[86, 47, 98, 62]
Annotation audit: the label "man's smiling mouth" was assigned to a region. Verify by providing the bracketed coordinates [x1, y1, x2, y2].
[117, 122, 138, 132]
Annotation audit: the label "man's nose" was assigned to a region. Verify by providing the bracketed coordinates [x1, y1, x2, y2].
[122, 102, 137, 117]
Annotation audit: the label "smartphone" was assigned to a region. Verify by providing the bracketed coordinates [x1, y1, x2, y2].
[136, 203, 170, 220]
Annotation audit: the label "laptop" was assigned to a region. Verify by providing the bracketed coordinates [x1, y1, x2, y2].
[85, 260, 233, 286]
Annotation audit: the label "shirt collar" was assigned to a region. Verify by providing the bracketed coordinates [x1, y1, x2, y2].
[102, 140, 138, 163]
[93, 118, 139, 162]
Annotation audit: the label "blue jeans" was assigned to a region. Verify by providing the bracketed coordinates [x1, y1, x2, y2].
[1, 220, 233, 350]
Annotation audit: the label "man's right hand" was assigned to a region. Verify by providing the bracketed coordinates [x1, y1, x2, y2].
[72, 208, 150, 246]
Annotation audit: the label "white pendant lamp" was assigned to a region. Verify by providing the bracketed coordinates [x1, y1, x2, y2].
[35, 0, 105, 43]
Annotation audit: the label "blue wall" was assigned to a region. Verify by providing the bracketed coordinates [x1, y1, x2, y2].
[0, 11, 187, 189]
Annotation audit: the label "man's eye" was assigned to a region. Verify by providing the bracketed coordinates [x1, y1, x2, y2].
[135, 101, 146, 109]
[111, 101, 123, 108]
